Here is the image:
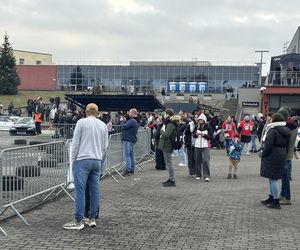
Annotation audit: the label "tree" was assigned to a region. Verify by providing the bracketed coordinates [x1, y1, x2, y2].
[70, 66, 84, 91]
[0, 33, 20, 94]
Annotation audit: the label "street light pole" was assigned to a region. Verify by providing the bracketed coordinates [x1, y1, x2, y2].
[255, 50, 269, 86]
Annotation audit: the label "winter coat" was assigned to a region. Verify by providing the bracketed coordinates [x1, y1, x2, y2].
[158, 119, 176, 153]
[192, 123, 210, 148]
[229, 141, 243, 161]
[260, 126, 290, 179]
[122, 117, 139, 143]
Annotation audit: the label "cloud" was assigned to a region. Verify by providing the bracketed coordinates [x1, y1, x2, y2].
[108, 0, 157, 14]
[255, 13, 280, 23]
[233, 16, 249, 24]
[0, 0, 299, 74]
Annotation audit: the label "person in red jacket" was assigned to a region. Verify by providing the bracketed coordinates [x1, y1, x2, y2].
[222, 115, 237, 155]
[237, 115, 254, 155]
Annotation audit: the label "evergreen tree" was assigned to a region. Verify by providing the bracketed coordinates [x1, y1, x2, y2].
[0, 33, 20, 94]
[70, 66, 84, 91]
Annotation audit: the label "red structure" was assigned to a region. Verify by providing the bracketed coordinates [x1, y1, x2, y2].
[17, 65, 57, 90]
[261, 86, 300, 115]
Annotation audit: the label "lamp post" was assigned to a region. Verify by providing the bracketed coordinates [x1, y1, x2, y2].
[255, 50, 269, 86]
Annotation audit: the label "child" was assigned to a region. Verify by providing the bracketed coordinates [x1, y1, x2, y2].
[227, 133, 243, 179]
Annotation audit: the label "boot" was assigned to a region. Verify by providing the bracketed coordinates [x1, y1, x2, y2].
[261, 195, 273, 205]
[266, 199, 281, 209]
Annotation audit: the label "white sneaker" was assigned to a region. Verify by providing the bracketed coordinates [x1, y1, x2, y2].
[246, 152, 250, 156]
[88, 218, 96, 227]
[63, 220, 84, 230]
[196, 177, 201, 180]
[204, 177, 210, 182]
[178, 163, 187, 167]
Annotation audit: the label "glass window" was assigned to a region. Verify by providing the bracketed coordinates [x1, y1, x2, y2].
[19, 58, 24, 64]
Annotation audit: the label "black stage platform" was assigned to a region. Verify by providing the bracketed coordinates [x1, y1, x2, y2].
[65, 94, 165, 112]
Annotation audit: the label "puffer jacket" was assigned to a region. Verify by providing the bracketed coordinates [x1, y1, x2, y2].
[260, 126, 290, 179]
[192, 123, 210, 148]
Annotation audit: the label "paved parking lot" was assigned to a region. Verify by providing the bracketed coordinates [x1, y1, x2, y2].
[0, 130, 56, 150]
[0, 150, 300, 249]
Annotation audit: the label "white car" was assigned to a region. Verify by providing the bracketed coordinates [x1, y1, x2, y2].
[0, 116, 18, 131]
[295, 128, 300, 151]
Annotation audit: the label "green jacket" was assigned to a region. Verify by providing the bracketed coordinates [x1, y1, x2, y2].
[158, 119, 176, 153]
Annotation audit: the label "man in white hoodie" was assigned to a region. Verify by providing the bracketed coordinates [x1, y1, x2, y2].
[192, 113, 211, 182]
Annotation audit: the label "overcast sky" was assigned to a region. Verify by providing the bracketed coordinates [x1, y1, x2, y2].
[0, 0, 299, 72]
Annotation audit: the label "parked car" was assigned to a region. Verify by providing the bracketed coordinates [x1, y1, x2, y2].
[295, 128, 300, 151]
[9, 117, 36, 136]
[0, 116, 19, 131]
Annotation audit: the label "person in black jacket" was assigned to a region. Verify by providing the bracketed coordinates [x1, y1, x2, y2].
[260, 113, 290, 209]
[184, 115, 197, 177]
[153, 116, 166, 170]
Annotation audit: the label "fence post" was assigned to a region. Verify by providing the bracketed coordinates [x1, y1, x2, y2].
[0, 151, 8, 236]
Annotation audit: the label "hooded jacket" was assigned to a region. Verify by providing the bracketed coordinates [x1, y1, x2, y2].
[260, 125, 290, 179]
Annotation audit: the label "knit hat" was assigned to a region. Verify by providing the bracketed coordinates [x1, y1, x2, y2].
[233, 133, 240, 139]
[272, 113, 285, 123]
[277, 107, 290, 121]
[197, 113, 207, 123]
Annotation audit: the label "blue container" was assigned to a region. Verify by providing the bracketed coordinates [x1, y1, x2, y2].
[167, 82, 178, 92]
[197, 82, 208, 93]
[179, 82, 187, 92]
[188, 82, 197, 93]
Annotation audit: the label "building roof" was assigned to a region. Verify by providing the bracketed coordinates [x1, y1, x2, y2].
[13, 49, 52, 56]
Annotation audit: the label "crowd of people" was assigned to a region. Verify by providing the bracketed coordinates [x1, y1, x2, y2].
[62, 102, 299, 230]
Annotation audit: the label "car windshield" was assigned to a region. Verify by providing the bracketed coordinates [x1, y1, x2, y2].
[15, 118, 34, 125]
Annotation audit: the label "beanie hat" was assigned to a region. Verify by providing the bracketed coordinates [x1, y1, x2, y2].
[233, 133, 240, 139]
[272, 113, 285, 123]
[277, 107, 290, 121]
[197, 113, 207, 123]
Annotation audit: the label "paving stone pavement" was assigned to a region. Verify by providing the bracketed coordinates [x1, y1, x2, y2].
[1, 150, 300, 249]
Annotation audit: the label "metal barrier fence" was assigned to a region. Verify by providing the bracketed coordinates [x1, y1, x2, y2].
[0, 141, 74, 235]
[46, 124, 135, 140]
[0, 129, 152, 235]
[46, 123, 76, 140]
[103, 129, 153, 182]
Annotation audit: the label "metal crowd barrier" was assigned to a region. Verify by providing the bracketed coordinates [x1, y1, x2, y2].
[102, 129, 152, 182]
[0, 129, 153, 235]
[0, 141, 74, 235]
[47, 123, 76, 140]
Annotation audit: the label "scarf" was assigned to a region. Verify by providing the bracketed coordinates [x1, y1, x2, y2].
[261, 121, 286, 143]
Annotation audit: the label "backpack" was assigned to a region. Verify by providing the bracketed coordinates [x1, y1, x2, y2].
[171, 122, 183, 150]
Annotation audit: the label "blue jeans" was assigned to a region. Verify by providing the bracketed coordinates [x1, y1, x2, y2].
[251, 134, 257, 151]
[123, 141, 135, 172]
[269, 178, 280, 199]
[281, 160, 292, 200]
[178, 145, 187, 165]
[73, 159, 102, 222]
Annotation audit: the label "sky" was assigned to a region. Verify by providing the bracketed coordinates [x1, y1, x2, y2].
[0, 0, 299, 73]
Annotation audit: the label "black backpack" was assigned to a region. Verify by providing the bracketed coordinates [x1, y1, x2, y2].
[171, 122, 183, 150]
